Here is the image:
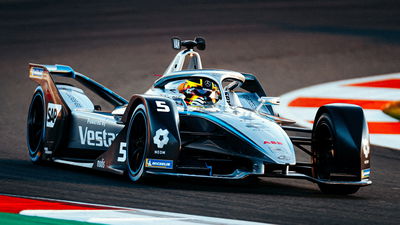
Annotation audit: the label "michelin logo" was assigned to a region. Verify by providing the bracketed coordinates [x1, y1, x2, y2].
[46, 103, 62, 128]
[145, 158, 173, 169]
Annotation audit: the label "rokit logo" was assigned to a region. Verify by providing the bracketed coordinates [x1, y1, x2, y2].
[78, 126, 116, 147]
[46, 103, 62, 128]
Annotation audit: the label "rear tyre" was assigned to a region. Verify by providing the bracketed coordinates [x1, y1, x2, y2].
[27, 91, 45, 164]
[313, 113, 360, 195]
[126, 104, 148, 182]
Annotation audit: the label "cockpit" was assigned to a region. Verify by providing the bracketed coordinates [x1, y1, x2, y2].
[165, 77, 221, 106]
[146, 36, 277, 116]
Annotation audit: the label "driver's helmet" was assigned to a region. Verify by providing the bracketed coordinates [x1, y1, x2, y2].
[177, 78, 221, 106]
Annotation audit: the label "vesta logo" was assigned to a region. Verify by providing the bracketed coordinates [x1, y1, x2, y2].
[46, 103, 62, 128]
[78, 126, 116, 147]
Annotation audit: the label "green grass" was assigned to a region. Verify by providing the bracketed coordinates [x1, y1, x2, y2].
[0, 212, 101, 225]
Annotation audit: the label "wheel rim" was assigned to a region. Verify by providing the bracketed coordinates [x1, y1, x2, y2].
[27, 94, 44, 156]
[314, 121, 335, 180]
[127, 110, 147, 176]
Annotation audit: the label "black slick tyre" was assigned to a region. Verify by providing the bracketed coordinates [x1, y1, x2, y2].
[126, 104, 148, 182]
[313, 113, 360, 195]
[27, 91, 45, 164]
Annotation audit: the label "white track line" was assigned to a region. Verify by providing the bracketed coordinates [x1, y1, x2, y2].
[21, 209, 270, 225]
[3, 194, 272, 225]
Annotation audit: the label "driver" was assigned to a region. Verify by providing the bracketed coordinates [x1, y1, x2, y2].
[177, 78, 221, 106]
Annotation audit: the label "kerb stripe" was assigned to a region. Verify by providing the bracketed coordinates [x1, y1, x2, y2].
[289, 97, 391, 110]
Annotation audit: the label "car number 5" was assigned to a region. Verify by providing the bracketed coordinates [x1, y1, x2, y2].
[156, 101, 170, 112]
[117, 142, 127, 162]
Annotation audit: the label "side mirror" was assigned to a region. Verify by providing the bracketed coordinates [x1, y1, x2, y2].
[255, 97, 279, 115]
[259, 97, 280, 105]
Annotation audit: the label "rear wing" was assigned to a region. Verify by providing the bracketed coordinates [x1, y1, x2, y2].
[29, 64, 128, 107]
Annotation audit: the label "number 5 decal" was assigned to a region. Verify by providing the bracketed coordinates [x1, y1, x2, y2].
[156, 101, 170, 112]
[117, 142, 127, 162]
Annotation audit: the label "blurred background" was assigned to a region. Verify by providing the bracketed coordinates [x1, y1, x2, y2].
[0, 1, 399, 224]
[2, 0, 400, 150]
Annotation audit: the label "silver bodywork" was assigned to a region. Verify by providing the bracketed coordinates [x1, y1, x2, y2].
[29, 43, 370, 187]
[145, 50, 297, 166]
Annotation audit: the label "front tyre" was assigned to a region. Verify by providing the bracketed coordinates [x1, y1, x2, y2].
[27, 91, 45, 164]
[126, 104, 148, 182]
[313, 113, 360, 195]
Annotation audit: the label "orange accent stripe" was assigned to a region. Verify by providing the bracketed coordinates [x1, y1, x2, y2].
[288, 97, 391, 110]
[346, 79, 400, 89]
[308, 121, 400, 134]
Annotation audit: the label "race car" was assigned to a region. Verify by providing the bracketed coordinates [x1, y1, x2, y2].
[27, 37, 371, 194]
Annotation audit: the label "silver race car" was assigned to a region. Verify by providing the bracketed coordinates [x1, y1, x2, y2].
[27, 37, 371, 194]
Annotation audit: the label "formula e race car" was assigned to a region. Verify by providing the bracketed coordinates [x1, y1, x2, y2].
[27, 37, 371, 194]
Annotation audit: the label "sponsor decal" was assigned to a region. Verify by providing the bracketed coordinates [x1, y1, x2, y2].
[363, 143, 370, 158]
[46, 103, 62, 128]
[362, 168, 370, 179]
[145, 158, 173, 169]
[96, 158, 105, 168]
[78, 126, 116, 147]
[154, 150, 166, 155]
[44, 147, 52, 154]
[31, 67, 44, 77]
[264, 141, 283, 145]
[225, 92, 231, 105]
[153, 128, 169, 148]
[65, 93, 82, 108]
[86, 118, 106, 127]
[245, 122, 263, 129]
[277, 155, 290, 160]
[172, 38, 180, 49]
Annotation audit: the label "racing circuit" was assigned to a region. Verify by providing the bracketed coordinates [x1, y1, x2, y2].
[0, 0, 400, 224]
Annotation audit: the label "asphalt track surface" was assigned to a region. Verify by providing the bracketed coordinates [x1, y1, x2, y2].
[0, 0, 399, 224]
